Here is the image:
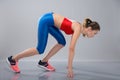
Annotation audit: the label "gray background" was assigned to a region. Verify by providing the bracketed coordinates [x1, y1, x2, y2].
[0, 0, 120, 62]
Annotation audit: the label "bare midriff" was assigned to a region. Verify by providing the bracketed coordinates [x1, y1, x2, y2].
[53, 13, 64, 29]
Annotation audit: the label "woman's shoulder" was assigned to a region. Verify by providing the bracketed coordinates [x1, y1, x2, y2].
[72, 21, 81, 27]
[72, 21, 82, 31]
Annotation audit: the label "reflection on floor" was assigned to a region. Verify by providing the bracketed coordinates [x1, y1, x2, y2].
[0, 60, 120, 80]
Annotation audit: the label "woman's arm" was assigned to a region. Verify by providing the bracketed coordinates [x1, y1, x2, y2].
[67, 23, 81, 77]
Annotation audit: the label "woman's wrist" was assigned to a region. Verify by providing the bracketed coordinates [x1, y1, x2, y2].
[67, 66, 73, 70]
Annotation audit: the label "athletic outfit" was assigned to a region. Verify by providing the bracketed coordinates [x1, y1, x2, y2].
[60, 18, 73, 35]
[37, 12, 73, 54]
[7, 12, 74, 72]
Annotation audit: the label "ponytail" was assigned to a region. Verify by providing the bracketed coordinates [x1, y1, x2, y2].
[83, 18, 92, 28]
[83, 18, 100, 31]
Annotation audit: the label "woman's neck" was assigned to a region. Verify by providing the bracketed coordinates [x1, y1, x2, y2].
[81, 24, 84, 34]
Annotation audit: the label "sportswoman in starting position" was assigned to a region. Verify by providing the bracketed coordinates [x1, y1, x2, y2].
[7, 12, 100, 77]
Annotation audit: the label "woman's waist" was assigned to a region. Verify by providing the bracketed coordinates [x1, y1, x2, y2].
[53, 13, 65, 28]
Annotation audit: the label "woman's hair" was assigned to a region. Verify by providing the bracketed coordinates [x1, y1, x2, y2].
[83, 18, 100, 31]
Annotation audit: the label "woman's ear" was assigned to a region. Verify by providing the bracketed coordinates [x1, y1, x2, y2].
[87, 27, 92, 31]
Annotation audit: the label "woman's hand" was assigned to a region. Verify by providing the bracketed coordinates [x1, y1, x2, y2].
[67, 68, 74, 78]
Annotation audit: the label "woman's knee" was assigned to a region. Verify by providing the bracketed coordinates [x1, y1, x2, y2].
[36, 47, 45, 54]
[58, 40, 66, 46]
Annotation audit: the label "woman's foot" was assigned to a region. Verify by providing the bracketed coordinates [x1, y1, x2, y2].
[6, 56, 20, 73]
[38, 60, 55, 71]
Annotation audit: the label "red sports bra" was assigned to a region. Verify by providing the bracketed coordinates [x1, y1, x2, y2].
[60, 18, 73, 35]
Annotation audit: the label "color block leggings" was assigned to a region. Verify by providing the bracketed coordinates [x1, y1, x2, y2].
[36, 12, 66, 54]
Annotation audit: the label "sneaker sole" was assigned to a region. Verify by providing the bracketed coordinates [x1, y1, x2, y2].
[6, 58, 20, 73]
[37, 65, 55, 71]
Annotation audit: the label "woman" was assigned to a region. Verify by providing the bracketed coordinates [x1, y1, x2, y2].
[7, 12, 100, 77]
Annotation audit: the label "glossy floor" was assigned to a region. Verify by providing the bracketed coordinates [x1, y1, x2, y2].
[0, 61, 120, 80]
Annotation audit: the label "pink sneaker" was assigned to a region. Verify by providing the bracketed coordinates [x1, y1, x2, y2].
[38, 60, 55, 71]
[6, 56, 20, 73]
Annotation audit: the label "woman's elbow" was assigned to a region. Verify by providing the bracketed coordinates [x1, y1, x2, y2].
[69, 46, 75, 52]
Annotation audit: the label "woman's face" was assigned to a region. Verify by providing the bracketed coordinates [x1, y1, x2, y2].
[86, 30, 98, 38]
[86, 27, 99, 38]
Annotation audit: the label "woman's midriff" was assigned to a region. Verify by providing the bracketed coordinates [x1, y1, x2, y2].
[53, 13, 74, 35]
[53, 13, 64, 29]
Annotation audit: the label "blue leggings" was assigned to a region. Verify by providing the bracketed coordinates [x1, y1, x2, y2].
[36, 12, 66, 54]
